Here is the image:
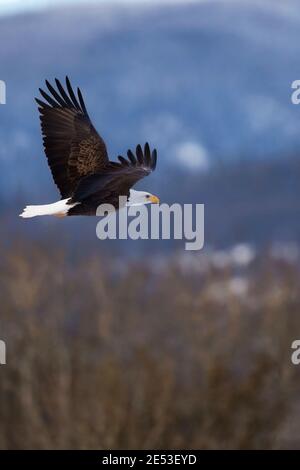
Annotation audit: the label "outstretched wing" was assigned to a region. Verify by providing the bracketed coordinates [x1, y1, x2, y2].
[72, 143, 157, 202]
[36, 77, 109, 198]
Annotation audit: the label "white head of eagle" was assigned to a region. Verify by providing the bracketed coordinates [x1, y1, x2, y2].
[20, 76, 159, 218]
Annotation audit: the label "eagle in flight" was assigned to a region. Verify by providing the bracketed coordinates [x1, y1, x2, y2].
[20, 77, 159, 218]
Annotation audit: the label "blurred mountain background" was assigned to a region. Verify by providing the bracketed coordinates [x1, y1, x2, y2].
[0, 0, 300, 251]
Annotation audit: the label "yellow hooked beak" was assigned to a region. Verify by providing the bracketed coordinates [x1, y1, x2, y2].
[149, 195, 160, 204]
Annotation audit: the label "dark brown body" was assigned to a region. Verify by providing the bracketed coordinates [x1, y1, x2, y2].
[67, 192, 129, 216]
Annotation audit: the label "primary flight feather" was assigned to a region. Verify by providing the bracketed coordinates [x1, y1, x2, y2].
[20, 77, 159, 218]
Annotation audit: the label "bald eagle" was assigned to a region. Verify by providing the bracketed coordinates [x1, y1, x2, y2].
[20, 77, 159, 218]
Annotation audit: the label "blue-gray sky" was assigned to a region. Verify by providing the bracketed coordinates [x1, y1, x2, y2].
[0, 0, 200, 16]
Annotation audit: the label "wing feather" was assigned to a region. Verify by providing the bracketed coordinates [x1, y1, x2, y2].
[127, 149, 137, 165]
[36, 77, 108, 198]
[72, 142, 158, 202]
[66, 76, 81, 111]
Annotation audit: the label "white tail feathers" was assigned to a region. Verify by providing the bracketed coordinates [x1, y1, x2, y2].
[19, 198, 78, 218]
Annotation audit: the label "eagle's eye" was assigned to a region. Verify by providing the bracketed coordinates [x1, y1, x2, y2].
[146, 195, 150, 199]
